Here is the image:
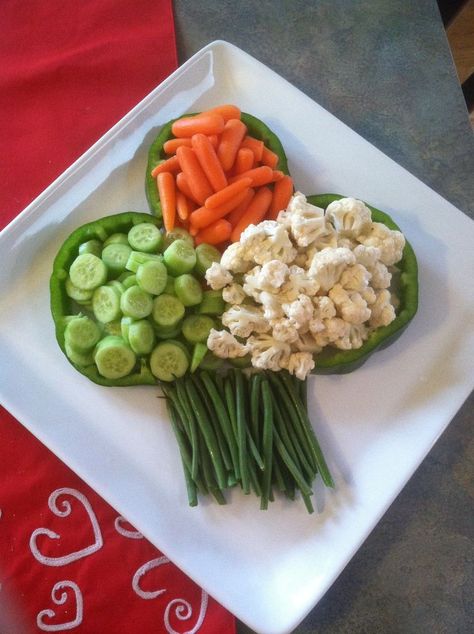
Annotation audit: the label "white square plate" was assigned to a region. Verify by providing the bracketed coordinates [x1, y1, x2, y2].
[1, 41, 473, 634]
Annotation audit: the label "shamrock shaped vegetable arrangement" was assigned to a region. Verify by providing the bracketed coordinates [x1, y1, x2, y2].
[51, 104, 418, 511]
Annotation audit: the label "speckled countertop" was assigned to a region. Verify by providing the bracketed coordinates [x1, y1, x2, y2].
[173, 1, 474, 632]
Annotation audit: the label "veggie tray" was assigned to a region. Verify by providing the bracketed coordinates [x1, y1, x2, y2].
[1, 41, 473, 634]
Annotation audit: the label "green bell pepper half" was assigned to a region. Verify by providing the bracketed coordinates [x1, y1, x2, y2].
[50, 212, 160, 387]
[145, 112, 291, 218]
[308, 194, 418, 374]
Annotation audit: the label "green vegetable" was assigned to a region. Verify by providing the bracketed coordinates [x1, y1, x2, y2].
[308, 194, 419, 375]
[145, 112, 291, 218]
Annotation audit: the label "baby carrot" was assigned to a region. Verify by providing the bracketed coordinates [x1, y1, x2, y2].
[163, 138, 193, 155]
[172, 113, 225, 138]
[204, 177, 252, 209]
[203, 104, 241, 121]
[192, 133, 228, 192]
[226, 188, 255, 227]
[176, 191, 196, 222]
[267, 175, 294, 220]
[157, 172, 176, 232]
[230, 186, 273, 242]
[217, 118, 248, 172]
[271, 170, 285, 181]
[233, 147, 255, 175]
[229, 165, 273, 187]
[189, 186, 250, 229]
[241, 136, 264, 162]
[176, 172, 199, 204]
[195, 219, 232, 245]
[151, 155, 180, 178]
[261, 146, 279, 169]
[176, 146, 214, 205]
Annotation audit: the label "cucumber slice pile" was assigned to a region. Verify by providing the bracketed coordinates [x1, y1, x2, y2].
[55, 217, 224, 383]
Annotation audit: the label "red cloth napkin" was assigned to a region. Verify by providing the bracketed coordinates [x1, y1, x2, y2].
[0, 2, 236, 632]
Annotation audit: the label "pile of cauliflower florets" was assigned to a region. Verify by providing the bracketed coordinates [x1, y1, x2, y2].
[205, 193, 406, 380]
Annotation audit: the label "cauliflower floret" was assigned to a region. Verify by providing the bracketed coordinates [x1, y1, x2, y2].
[219, 242, 253, 273]
[281, 351, 315, 380]
[205, 262, 233, 290]
[222, 283, 246, 305]
[329, 284, 371, 325]
[353, 244, 381, 268]
[368, 261, 392, 289]
[270, 318, 300, 343]
[277, 192, 335, 248]
[294, 331, 323, 354]
[221, 304, 269, 338]
[242, 261, 289, 298]
[239, 221, 296, 265]
[282, 293, 314, 328]
[358, 222, 405, 266]
[247, 333, 291, 372]
[207, 329, 248, 358]
[313, 317, 351, 348]
[278, 265, 319, 302]
[325, 197, 372, 238]
[308, 247, 356, 293]
[361, 286, 377, 305]
[332, 323, 369, 350]
[259, 291, 285, 320]
[369, 290, 396, 328]
[337, 236, 358, 250]
[339, 263, 372, 292]
[309, 296, 337, 334]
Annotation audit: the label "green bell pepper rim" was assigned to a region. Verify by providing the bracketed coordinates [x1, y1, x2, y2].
[50, 212, 160, 387]
[145, 111, 291, 218]
[308, 194, 419, 374]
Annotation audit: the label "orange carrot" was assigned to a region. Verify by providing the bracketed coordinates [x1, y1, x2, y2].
[176, 146, 214, 205]
[189, 223, 199, 236]
[157, 172, 176, 232]
[261, 146, 279, 169]
[176, 191, 196, 222]
[189, 186, 250, 229]
[216, 118, 248, 172]
[175, 172, 199, 204]
[172, 113, 225, 138]
[204, 176, 252, 209]
[191, 133, 228, 192]
[241, 136, 264, 162]
[195, 219, 232, 245]
[233, 147, 255, 175]
[203, 104, 241, 121]
[229, 165, 273, 187]
[226, 188, 255, 227]
[163, 138, 193, 155]
[230, 186, 273, 242]
[271, 170, 285, 181]
[151, 155, 180, 178]
[267, 175, 294, 220]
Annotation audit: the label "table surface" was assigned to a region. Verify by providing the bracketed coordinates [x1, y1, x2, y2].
[173, 1, 474, 632]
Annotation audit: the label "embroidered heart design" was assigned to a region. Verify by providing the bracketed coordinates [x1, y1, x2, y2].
[114, 515, 143, 539]
[37, 580, 83, 631]
[29, 487, 103, 566]
[132, 556, 170, 599]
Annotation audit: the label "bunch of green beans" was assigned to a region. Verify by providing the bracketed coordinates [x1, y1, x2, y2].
[160, 369, 334, 512]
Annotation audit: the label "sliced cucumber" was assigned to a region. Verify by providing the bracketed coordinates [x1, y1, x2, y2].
[65, 342, 95, 367]
[118, 272, 137, 289]
[163, 276, 176, 296]
[152, 293, 185, 328]
[104, 232, 129, 246]
[194, 243, 221, 276]
[103, 320, 122, 336]
[149, 340, 189, 381]
[197, 289, 225, 315]
[162, 227, 194, 251]
[94, 335, 136, 379]
[174, 274, 203, 307]
[152, 320, 183, 340]
[92, 284, 122, 323]
[128, 319, 156, 355]
[65, 277, 93, 303]
[126, 251, 163, 273]
[128, 222, 162, 253]
[78, 239, 102, 257]
[64, 316, 101, 352]
[69, 253, 107, 291]
[182, 315, 214, 344]
[120, 285, 153, 319]
[163, 240, 196, 275]
[101, 243, 132, 277]
[136, 259, 168, 295]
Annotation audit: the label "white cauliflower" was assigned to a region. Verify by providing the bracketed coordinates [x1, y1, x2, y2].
[325, 197, 372, 238]
[313, 317, 351, 348]
[205, 262, 233, 290]
[280, 265, 319, 301]
[369, 290, 396, 328]
[282, 293, 314, 328]
[308, 247, 356, 292]
[329, 284, 371, 325]
[339, 263, 371, 292]
[353, 244, 381, 268]
[277, 191, 334, 248]
[207, 329, 249, 358]
[358, 221, 405, 266]
[309, 296, 337, 335]
[242, 260, 288, 297]
[333, 323, 369, 350]
[368, 261, 392, 289]
[221, 304, 269, 338]
[222, 283, 246, 305]
[239, 221, 296, 265]
[247, 333, 291, 372]
[219, 242, 253, 273]
[281, 351, 315, 380]
[294, 331, 323, 354]
[259, 291, 285, 320]
[270, 318, 300, 343]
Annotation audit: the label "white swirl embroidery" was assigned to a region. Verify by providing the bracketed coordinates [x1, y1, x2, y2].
[29, 488, 103, 566]
[114, 515, 143, 539]
[37, 580, 83, 631]
[132, 558, 208, 632]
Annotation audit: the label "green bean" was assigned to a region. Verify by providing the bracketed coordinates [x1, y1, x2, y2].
[165, 398, 198, 507]
[246, 427, 264, 471]
[184, 377, 227, 489]
[273, 427, 313, 497]
[260, 378, 273, 510]
[250, 372, 263, 450]
[267, 375, 305, 470]
[234, 369, 250, 494]
[174, 379, 200, 480]
[301, 492, 314, 514]
[223, 375, 240, 480]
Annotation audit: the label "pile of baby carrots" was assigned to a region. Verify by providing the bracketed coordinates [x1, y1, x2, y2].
[151, 104, 294, 246]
